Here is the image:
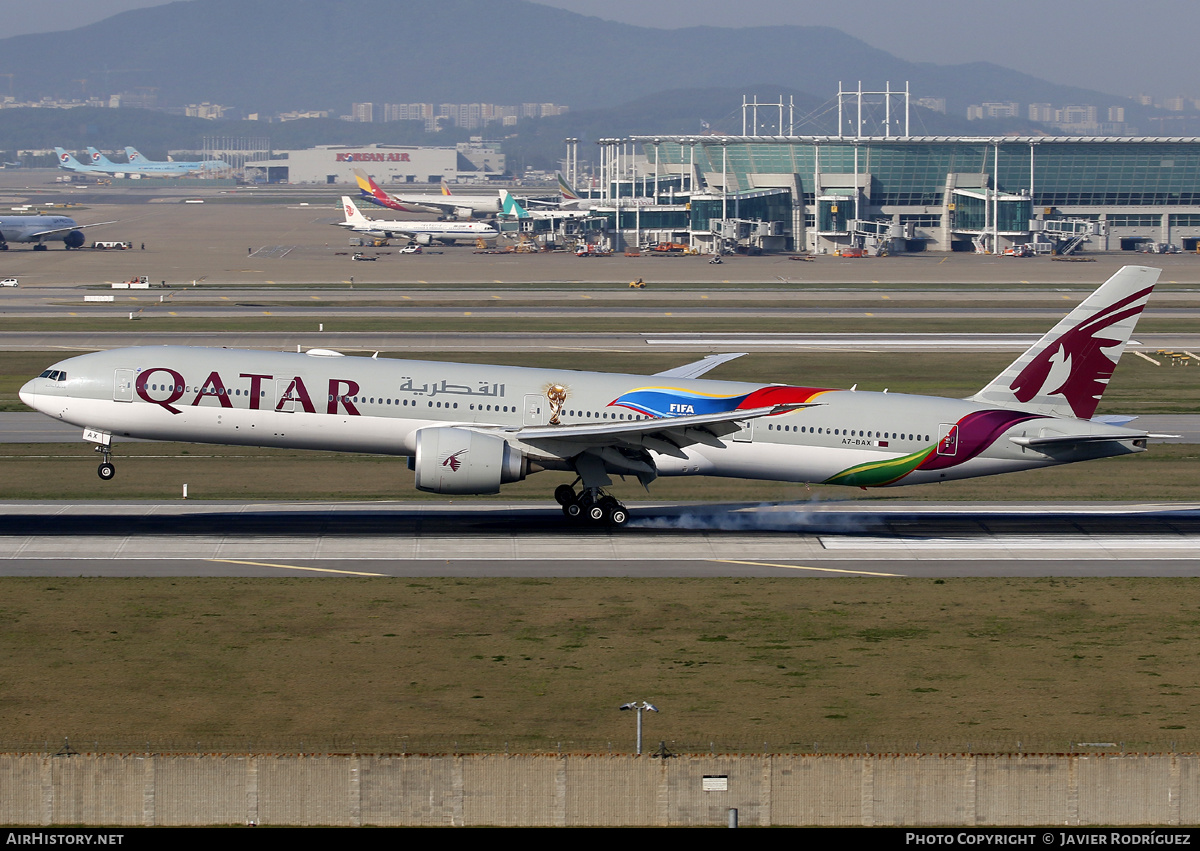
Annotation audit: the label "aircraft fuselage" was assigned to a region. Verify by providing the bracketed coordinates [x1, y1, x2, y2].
[20, 346, 1146, 492]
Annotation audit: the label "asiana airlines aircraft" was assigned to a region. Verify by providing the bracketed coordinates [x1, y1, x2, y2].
[19, 266, 1163, 527]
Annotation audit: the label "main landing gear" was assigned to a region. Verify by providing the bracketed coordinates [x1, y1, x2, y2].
[95, 445, 115, 480]
[554, 483, 629, 527]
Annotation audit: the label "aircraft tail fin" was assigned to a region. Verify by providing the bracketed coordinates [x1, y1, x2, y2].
[353, 168, 390, 205]
[500, 189, 530, 219]
[441, 180, 454, 197]
[340, 196, 369, 225]
[54, 148, 83, 168]
[86, 147, 115, 166]
[556, 170, 581, 202]
[970, 265, 1160, 420]
[124, 147, 144, 163]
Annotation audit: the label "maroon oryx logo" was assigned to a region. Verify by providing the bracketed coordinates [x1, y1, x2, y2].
[441, 449, 468, 472]
[1009, 286, 1152, 420]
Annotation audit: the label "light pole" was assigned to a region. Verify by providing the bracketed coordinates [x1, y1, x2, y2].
[619, 700, 659, 755]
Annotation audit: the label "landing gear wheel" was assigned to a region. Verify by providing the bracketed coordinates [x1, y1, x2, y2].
[34, 243, 47, 251]
[607, 504, 629, 526]
[599, 496, 629, 526]
[564, 501, 583, 519]
[97, 462, 115, 481]
[586, 504, 605, 522]
[554, 484, 576, 506]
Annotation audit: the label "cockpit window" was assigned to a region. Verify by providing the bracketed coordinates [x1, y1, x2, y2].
[38, 370, 66, 381]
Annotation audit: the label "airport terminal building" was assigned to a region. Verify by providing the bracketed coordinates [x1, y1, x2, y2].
[595, 135, 1200, 255]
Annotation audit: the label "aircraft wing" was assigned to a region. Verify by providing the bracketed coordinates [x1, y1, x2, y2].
[29, 220, 117, 238]
[654, 353, 747, 379]
[495, 402, 819, 458]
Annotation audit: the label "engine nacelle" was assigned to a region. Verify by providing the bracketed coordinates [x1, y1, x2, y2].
[414, 232, 434, 245]
[64, 230, 86, 249]
[454, 206, 475, 220]
[411, 427, 526, 494]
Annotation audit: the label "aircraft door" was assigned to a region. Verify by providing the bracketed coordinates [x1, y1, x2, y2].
[114, 369, 135, 402]
[523, 394, 544, 426]
[937, 423, 959, 456]
[731, 420, 754, 442]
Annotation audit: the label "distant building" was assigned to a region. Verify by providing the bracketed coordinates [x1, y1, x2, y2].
[242, 142, 505, 184]
[967, 102, 1020, 120]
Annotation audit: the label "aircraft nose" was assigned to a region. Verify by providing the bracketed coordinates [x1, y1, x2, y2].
[18, 378, 37, 409]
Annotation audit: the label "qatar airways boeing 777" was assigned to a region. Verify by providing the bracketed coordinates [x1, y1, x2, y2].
[19, 266, 1163, 526]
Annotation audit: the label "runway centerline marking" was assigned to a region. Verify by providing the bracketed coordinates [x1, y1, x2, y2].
[711, 559, 904, 577]
[207, 558, 387, 577]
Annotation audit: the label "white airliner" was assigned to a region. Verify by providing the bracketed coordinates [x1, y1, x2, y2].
[19, 266, 1163, 526]
[498, 190, 590, 221]
[125, 146, 229, 174]
[353, 169, 502, 219]
[336, 196, 498, 244]
[0, 211, 116, 250]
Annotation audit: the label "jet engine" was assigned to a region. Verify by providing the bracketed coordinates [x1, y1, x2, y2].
[410, 426, 527, 494]
[414, 233, 434, 245]
[64, 230, 86, 249]
[454, 206, 475, 220]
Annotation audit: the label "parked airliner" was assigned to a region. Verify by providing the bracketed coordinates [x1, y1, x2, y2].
[0, 211, 116, 250]
[336, 197, 497, 244]
[125, 146, 229, 174]
[353, 169, 502, 219]
[19, 267, 1163, 525]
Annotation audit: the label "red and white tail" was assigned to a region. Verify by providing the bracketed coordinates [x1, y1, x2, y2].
[340, 196, 369, 225]
[971, 265, 1160, 420]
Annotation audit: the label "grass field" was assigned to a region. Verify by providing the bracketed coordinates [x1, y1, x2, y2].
[3, 576, 1200, 755]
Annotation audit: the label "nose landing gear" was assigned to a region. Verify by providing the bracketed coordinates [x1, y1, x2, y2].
[95, 445, 116, 480]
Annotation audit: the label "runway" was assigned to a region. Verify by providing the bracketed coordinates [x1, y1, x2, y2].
[4, 500, 1200, 578]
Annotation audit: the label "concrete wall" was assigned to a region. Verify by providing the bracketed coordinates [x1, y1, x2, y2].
[1, 753, 1196, 826]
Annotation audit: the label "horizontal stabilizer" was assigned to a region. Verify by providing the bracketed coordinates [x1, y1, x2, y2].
[1091, 414, 1138, 427]
[1009, 431, 1146, 447]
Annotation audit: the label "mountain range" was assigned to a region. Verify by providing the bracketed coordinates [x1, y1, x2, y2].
[0, 0, 1132, 116]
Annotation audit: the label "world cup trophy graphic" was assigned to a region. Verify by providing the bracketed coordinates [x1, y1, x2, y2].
[546, 383, 568, 425]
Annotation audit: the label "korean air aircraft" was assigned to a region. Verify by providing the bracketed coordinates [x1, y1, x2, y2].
[125, 147, 229, 174]
[87, 147, 198, 177]
[19, 267, 1163, 526]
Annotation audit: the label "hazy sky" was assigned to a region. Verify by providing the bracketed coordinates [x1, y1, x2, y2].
[2, 0, 1195, 98]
